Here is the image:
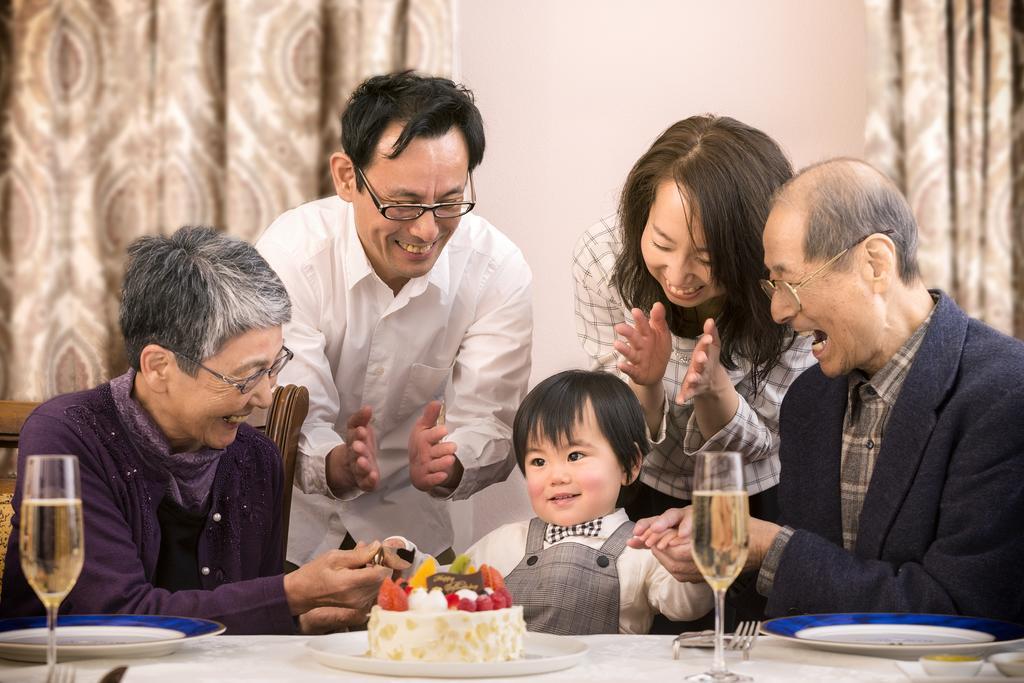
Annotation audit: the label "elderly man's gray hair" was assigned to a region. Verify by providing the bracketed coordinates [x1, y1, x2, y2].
[776, 158, 921, 285]
[120, 226, 291, 374]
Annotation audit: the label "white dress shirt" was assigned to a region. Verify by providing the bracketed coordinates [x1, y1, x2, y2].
[403, 509, 713, 634]
[573, 218, 817, 498]
[256, 196, 533, 563]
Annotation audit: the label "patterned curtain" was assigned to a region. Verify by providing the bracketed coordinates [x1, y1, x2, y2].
[864, 0, 1024, 335]
[0, 0, 453, 401]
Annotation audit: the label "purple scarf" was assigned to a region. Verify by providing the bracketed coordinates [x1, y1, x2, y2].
[110, 370, 223, 513]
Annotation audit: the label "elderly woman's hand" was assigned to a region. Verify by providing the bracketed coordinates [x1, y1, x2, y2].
[297, 606, 369, 635]
[283, 542, 408, 617]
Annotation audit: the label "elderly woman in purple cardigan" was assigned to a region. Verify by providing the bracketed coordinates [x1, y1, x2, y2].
[2, 227, 405, 634]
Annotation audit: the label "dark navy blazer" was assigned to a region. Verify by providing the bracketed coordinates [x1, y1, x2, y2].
[768, 292, 1024, 623]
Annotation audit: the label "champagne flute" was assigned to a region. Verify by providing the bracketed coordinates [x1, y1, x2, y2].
[19, 455, 85, 676]
[688, 451, 750, 682]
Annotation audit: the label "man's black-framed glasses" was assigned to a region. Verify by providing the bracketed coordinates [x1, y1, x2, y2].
[175, 346, 294, 394]
[759, 230, 894, 314]
[356, 167, 475, 221]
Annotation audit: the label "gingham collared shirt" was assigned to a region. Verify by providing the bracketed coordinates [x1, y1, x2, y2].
[757, 295, 937, 595]
[838, 300, 934, 549]
[573, 218, 817, 499]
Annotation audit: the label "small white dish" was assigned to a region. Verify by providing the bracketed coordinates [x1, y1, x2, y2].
[919, 655, 982, 676]
[896, 661, 1024, 681]
[990, 652, 1024, 677]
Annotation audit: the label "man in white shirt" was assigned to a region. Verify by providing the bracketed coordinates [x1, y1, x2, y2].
[256, 72, 533, 565]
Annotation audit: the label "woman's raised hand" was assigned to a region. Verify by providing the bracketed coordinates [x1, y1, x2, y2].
[614, 302, 672, 387]
[676, 317, 728, 403]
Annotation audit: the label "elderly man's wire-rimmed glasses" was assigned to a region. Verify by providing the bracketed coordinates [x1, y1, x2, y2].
[356, 167, 476, 221]
[174, 346, 294, 394]
[759, 230, 894, 314]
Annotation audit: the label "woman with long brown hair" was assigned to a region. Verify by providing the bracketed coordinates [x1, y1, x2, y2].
[573, 114, 814, 534]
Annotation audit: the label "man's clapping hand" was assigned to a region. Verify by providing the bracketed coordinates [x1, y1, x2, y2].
[409, 400, 462, 492]
[326, 406, 379, 493]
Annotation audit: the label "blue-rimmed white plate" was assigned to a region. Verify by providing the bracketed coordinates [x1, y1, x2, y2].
[762, 613, 1024, 659]
[0, 615, 225, 662]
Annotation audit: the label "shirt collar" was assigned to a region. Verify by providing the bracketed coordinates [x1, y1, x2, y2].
[849, 292, 938, 406]
[341, 203, 375, 290]
[340, 198, 454, 297]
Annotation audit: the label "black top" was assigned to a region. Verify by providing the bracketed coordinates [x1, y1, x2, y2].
[153, 496, 207, 592]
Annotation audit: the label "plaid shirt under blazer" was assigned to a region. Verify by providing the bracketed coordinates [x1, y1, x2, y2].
[767, 291, 1024, 623]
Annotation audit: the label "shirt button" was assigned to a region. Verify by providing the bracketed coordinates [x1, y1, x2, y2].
[212, 513, 222, 522]
[201, 566, 211, 576]
[374, 367, 384, 376]
[866, 439, 875, 449]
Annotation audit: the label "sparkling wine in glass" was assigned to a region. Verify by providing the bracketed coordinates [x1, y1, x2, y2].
[687, 451, 750, 682]
[19, 455, 85, 676]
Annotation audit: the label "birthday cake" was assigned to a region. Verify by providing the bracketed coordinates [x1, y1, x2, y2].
[367, 556, 525, 662]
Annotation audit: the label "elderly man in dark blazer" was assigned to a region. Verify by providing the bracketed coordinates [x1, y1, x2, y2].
[630, 158, 1024, 624]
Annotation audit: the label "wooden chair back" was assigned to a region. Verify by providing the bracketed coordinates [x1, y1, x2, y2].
[263, 384, 309, 568]
[0, 400, 40, 590]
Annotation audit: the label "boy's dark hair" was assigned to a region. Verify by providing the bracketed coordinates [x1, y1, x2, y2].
[341, 71, 485, 190]
[513, 371, 649, 501]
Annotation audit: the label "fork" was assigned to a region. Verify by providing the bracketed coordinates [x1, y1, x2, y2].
[727, 620, 761, 661]
[47, 664, 75, 683]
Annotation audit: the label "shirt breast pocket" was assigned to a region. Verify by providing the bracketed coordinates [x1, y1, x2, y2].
[398, 362, 453, 418]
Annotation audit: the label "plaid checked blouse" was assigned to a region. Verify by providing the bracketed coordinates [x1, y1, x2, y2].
[572, 218, 818, 499]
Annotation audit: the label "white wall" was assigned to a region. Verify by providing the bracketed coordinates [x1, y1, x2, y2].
[451, 0, 867, 549]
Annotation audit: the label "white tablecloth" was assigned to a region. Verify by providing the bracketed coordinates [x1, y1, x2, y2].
[0, 633, 956, 682]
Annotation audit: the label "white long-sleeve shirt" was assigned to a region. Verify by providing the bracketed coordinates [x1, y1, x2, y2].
[573, 218, 817, 499]
[256, 196, 533, 563]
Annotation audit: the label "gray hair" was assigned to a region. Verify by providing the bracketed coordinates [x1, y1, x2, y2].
[776, 158, 921, 284]
[120, 226, 292, 374]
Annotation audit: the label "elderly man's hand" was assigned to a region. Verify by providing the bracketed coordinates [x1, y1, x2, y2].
[284, 542, 402, 616]
[409, 401, 462, 492]
[326, 406, 379, 493]
[627, 507, 704, 583]
[614, 303, 673, 387]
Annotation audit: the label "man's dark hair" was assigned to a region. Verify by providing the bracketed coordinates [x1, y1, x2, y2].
[513, 370, 649, 506]
[341, 71, 485, 189]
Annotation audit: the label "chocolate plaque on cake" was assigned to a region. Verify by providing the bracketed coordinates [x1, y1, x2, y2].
[427, 571, 486, 594]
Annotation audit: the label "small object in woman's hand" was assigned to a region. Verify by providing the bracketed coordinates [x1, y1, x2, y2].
[369, 545, 386, 566]
[436, 401, 446, 427]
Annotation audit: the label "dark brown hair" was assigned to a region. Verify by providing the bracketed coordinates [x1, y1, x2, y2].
[612, 115, 794, 391]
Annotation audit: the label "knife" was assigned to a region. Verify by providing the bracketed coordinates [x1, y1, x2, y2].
[98, 666, 128, 683]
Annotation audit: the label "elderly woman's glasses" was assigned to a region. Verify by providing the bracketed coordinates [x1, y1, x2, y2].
[175, 346, 294, 394]
[759, 231, 893, 314]
[356, 167, 475, 221]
